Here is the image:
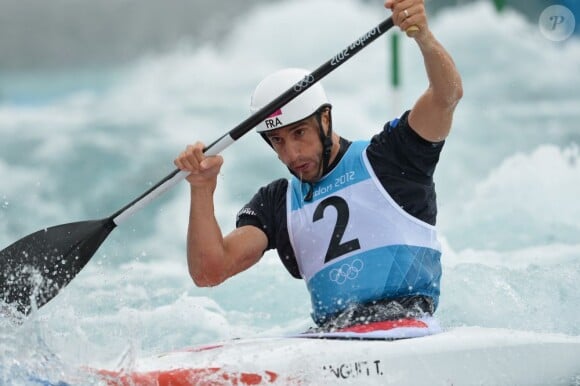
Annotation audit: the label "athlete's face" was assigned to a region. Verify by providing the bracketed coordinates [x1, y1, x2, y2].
[265, 115, 325, 182]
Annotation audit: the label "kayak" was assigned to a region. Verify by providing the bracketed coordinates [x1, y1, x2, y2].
[94, 324, 580, 385]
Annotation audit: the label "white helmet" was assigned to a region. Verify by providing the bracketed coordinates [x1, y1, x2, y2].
[250, 68, 331, 133]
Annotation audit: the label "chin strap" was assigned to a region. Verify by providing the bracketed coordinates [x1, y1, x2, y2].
[319, 111, 334, 176]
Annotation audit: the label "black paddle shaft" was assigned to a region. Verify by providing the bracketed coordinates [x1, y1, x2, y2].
[0, 16, 395, 315]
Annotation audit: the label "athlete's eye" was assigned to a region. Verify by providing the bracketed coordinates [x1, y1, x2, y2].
[269, 136, 282, 145]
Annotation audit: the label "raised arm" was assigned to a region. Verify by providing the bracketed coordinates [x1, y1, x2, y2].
[386, 0, 463, 142]
[174, 142, 268, 287]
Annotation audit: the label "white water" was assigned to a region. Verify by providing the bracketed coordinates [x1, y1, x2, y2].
[1, 0, 579, 384]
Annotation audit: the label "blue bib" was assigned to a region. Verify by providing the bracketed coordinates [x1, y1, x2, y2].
[286, 141, 442, 324]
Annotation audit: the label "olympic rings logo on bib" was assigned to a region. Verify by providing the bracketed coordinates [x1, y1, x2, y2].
[329, 259, 364, 284]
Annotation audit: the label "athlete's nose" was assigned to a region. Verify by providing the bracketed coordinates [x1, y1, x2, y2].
[285, 140, 302, 162]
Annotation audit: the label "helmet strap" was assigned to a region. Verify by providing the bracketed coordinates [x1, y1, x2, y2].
[304, 106, 333, 202]
[316, 106, 334, 178]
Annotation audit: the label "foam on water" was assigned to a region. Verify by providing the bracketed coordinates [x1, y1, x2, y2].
[1, 0, 579, 383]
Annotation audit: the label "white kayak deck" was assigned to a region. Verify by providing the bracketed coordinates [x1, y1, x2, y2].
[97, 327, 580, 385]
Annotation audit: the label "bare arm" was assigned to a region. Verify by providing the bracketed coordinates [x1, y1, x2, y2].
[175, 142, 268, 287]
[386, 0, 463, 142]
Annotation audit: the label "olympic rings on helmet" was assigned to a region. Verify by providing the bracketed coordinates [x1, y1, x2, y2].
[293, 74, 315, 92]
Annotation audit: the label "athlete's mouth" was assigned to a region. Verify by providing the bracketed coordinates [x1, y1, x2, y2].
[291, 161, 313, 175]
[293, 163, 308, 172]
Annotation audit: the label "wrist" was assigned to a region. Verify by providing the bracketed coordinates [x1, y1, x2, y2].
[414, 29, 436, 48]
[190, 183, 217, 198]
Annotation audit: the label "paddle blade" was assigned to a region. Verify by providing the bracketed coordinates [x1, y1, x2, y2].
[0, 218, 116, 315]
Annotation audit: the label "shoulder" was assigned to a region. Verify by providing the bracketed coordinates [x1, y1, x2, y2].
[236, 178, 288, 249]
[367, 110, 445, 179]
[237, 179, 287, 218]
[371, 110, 444, 152]
[257, 178, 289, 201]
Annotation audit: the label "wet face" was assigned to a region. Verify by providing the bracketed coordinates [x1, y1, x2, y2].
[265, 115, 324, 183]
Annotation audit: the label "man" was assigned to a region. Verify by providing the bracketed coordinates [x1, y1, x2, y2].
[174, 0, 462, 332]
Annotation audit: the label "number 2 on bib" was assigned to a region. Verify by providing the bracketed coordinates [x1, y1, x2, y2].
[312, 196, 361, 263]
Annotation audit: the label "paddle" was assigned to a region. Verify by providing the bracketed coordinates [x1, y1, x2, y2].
[0, 16, 396, 315]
